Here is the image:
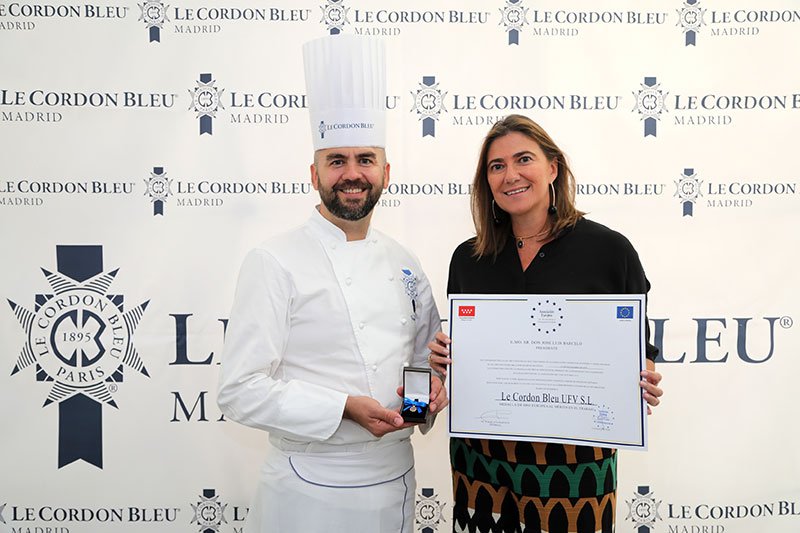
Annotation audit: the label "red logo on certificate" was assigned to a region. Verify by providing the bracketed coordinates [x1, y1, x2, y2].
[458, 305, 475, 317]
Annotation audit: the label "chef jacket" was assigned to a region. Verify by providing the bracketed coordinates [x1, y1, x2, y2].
[218, 208, 441, 446]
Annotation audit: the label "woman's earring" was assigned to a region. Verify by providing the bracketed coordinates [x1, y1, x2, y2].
[548, 182, 558, 216]
[492, 199, 502, 224]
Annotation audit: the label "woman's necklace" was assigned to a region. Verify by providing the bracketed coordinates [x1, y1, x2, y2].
[514, 234, 538, 249]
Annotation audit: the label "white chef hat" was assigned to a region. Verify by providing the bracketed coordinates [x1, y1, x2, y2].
[303, 34, 386, 151]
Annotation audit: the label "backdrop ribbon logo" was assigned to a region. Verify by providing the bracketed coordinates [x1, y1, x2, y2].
[625, 485, 663, 531]
[677, 0, 706, 46]
[139, 0, 170, 42]
[144, 166, 173, 216]
[189, 73, 225, 135]
[320, 0, 349, 34]
[632, 77, 669, 137]
[191, 489, 228, 532]
[415, 488, 446, 532]
[411, 76, 448, 138]
[675, 168, 703, 216]
[499, 0, 529, 45]
[7, 245, 150, 468]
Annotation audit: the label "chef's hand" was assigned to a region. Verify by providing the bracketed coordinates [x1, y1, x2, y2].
[427, 331, 452, 377]
[343, 396, 414, 437]
[396, 374, 449, 415]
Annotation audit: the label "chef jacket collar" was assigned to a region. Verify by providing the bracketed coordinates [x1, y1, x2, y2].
[308, 206, 376, 244]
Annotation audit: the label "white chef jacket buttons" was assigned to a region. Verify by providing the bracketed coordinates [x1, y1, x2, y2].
[359, 322, 365, 329]
[388, 275, 394, 281]
[401, 318, 407, 325]
[345, 277, 352, 285]
[372, 365, 378, 371]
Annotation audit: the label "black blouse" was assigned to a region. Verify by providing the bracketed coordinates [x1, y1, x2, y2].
[448, 217, 659, 360]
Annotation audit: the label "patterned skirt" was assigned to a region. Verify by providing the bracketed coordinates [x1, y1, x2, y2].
[450, 438, 617, 533]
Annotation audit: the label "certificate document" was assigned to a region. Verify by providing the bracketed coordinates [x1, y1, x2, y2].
[448, 294, 648, 450]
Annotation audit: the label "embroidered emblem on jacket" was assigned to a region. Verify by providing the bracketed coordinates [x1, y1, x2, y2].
[401, 268, 418, 320]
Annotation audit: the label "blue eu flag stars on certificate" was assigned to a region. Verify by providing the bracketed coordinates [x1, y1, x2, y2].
[616, 306, 634, 319]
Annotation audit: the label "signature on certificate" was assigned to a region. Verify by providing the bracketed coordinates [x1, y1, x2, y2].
[478, 410, 512, 427]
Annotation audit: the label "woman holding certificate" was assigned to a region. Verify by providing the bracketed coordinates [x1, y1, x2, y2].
[428, 114, 663, 533]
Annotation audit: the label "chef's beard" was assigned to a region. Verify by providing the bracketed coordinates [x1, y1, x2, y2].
[318, 178, 384, 221]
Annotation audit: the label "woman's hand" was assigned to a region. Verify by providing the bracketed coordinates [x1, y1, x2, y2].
[640, 360, 663, 415]
[427, 331, 452, 377]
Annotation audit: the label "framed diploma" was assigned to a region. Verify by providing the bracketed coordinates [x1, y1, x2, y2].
[448, 294, 648, 450]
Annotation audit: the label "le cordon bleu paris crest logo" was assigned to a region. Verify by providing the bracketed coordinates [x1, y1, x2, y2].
[499, 0, 529, 45]
[7, 245, 150, 468]
[410, 76, 448, 138]
[139, 0, 170, 42]
[320, 0, 349, 34]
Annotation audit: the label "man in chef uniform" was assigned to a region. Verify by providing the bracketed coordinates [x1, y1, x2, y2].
[217, 34, 446, 532]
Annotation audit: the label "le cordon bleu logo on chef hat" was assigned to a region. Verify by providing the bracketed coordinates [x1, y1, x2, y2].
[303, 34, 387, 150]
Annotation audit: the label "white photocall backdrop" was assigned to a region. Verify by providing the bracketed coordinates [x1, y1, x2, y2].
[1, 1, 798, 532]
